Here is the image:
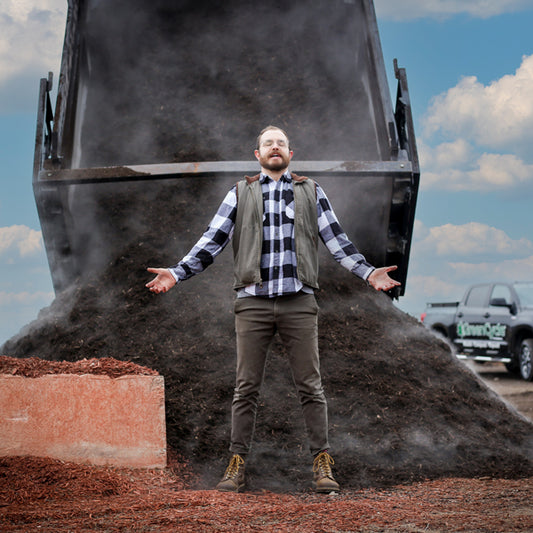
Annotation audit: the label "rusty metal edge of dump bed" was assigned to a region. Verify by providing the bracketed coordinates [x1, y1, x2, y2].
[37, 160, 415, 185]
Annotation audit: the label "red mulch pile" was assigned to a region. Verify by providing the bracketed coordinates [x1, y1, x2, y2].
[0, 355, 158, 378]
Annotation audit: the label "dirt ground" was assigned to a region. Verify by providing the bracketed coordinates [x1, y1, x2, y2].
[467, 361, 533, 421]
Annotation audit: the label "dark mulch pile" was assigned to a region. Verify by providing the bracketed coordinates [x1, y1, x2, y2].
[2, 180, 533, 492]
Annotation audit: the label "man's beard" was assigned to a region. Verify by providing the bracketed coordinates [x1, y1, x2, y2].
[259, 152, 290, 171]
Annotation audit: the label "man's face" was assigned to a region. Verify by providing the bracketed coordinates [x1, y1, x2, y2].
[255, 129, 293, 171]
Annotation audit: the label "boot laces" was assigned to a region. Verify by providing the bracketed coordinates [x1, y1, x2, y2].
[313, 451, 334, 478]
[223, 454, 244, 480]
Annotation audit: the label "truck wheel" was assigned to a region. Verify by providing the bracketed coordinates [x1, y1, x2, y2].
[518, 339, 533, 381]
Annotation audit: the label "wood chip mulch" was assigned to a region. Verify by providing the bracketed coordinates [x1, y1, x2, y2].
[0, 355, 158, 379]
[1, 455, 532, 532]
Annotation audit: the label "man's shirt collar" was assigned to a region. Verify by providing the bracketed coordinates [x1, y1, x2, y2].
[260, 170, 292, 184]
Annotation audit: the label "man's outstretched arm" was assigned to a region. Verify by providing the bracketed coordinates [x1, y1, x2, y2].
[145, 186, 237, 294]
[316, 185, 400, 291]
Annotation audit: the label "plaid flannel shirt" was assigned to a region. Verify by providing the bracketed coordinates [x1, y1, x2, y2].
[169, 171, 374, 297]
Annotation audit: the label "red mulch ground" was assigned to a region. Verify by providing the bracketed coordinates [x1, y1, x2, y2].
[1, 455, 532, 532]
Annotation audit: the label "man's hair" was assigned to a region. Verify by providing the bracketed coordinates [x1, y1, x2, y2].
[256, 125, 290, 150]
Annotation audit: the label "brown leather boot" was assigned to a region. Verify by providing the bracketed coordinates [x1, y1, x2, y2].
[216, 454, 245, 492]
[312, 451, 340, 493]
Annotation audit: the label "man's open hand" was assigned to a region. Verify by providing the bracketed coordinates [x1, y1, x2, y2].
[367, 266, 401, 292]
[146, 267, 177, 294]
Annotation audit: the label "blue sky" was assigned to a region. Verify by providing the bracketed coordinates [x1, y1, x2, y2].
[1, 0, 533, 344]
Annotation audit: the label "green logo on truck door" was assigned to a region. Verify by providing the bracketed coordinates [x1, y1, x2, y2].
[456, 322, 507, 339]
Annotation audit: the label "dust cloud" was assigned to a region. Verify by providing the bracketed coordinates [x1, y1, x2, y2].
[71, 0, 384, 167]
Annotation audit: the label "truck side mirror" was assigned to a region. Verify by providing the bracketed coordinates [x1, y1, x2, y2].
[489, 298, 508, 307]
[489, 298, 517, 315]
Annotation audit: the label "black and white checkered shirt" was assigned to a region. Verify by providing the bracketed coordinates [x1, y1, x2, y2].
[169, 171, 374, 297]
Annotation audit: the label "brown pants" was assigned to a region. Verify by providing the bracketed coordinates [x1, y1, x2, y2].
[230, 292, 329, 456]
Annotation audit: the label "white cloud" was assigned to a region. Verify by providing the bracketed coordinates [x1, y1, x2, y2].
[0, 290, 53, 306]
[417, 54, 533, 191]
[398, 255, 533, 316]
[414, 221, 533, 258]
[0, 225, 43, 259]
[374, 0, 533, 20]
[412, 219, 430, 241]
[0, 289, 54, 344]
[420, 140, 533, 191]
[0, 0, 67, 112]
[406, 274, 463, 300]
[424, 54, 533, 156]
[396, 273, 465, 317]
[470, 153, 533, 188]
[450, 255, 533, 280]
[419, 139, 473, 170]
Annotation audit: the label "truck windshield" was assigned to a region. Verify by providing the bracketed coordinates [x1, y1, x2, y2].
[514, 283, 533, 307]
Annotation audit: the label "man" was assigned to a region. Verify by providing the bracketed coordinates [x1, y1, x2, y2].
[146, 126, 400, 493]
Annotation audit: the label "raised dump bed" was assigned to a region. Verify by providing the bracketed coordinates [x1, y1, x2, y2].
[34, 0, 418, 294]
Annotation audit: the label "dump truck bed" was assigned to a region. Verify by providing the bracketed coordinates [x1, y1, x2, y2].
[34, 0, 419, 294]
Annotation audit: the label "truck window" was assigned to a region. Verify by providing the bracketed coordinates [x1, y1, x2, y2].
[490, 285, 512, 305]
[465, 285, 489, 307]
[514, 282, 533, 306]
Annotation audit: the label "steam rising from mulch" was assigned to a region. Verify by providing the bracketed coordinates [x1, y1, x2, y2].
[2, 181, 532, 491]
